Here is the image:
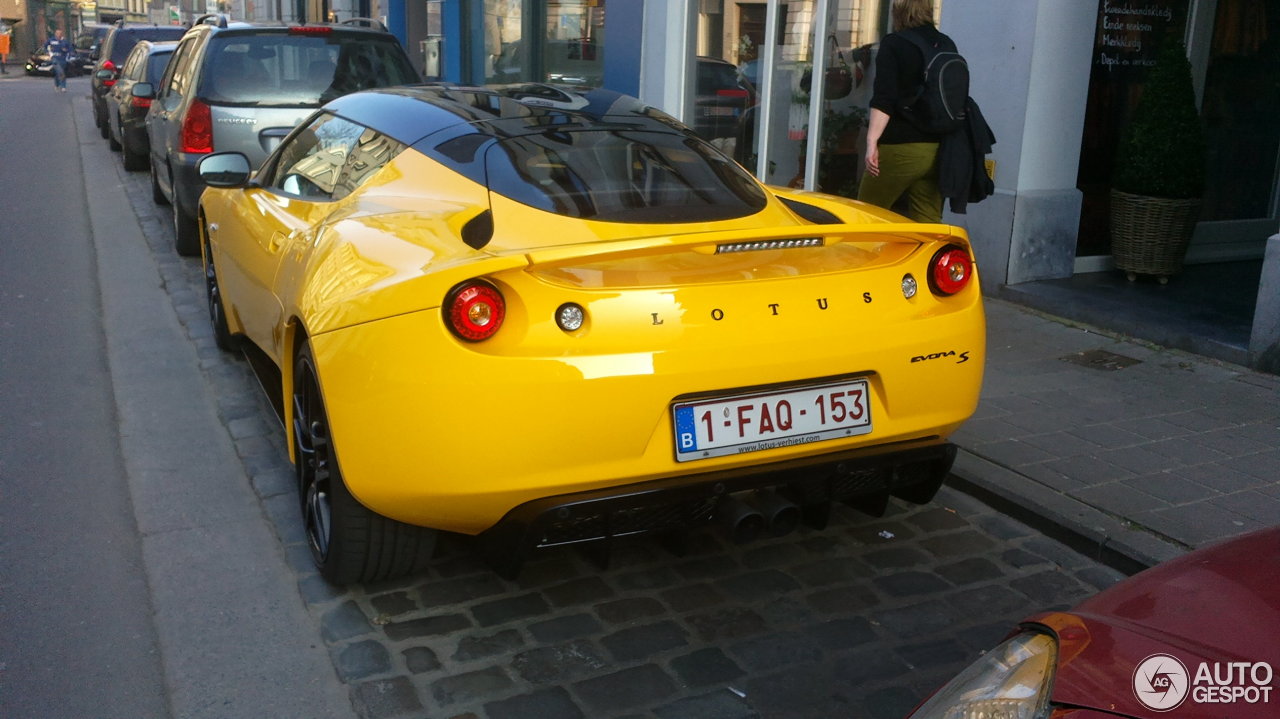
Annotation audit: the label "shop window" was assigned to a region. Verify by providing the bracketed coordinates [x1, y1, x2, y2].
[482, 0, 605, 87]
[1075, 0, 1190, 256]
[694, 0, 886, 198]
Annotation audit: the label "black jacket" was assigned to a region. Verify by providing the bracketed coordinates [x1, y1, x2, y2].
[938, 97, 996, 214]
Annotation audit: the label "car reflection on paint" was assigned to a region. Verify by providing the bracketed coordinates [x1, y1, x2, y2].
[195, 83, 985, 586]
[904, 527, 1280, 719]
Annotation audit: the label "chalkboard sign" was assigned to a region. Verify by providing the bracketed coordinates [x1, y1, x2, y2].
[1076, 0, 1190, 256]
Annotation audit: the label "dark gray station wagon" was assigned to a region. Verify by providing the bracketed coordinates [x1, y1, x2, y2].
[145, 15, 419, 256]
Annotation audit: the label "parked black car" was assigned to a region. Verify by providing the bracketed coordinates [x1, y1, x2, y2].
[106, 40, 177, 171]
[146, 14, 419, 255]
[91, 22, 188, 140]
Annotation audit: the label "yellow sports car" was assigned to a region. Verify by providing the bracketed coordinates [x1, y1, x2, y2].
[196, 84, 985, 585]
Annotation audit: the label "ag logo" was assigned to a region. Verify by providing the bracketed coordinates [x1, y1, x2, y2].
[1134, 654, 1190, 711]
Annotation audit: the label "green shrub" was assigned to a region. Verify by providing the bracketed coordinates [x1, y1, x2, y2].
[1112, 39, 1206, 199]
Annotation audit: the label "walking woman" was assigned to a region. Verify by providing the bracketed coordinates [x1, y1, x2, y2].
[858, 0, 956, 222]
[48, 28, 74, 92]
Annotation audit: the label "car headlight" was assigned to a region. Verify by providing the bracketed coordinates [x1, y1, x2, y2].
[908, 631, 1057, 719]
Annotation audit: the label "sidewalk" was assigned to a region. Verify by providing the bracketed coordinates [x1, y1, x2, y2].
[949, 297, 1280, 573]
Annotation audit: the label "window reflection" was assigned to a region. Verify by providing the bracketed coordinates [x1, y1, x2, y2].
[483, 0, 606, 87]
[693, 1, 940, 199]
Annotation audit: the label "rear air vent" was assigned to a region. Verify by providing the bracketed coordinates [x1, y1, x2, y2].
[779, 197, 841, 224]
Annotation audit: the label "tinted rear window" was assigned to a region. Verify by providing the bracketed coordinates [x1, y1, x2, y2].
[481, 130, 767, 223]
[200, 32, 418, 107]
[110, 27, 187, 63]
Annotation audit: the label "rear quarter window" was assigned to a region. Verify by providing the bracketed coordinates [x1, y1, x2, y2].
[200, 32, 418, 107]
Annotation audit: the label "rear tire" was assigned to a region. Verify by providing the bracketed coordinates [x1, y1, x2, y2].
[293, 341, 436, 585]
[97, 102, 109, 139]
[201, 220, 234, 351]
[173, 200, 200, 257]
[108, 114, 122, 151]
[122, 133, 146, 171]
[150, 161, 169, 205]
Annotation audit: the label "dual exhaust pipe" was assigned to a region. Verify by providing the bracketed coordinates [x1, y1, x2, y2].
[716, 490, 801, 544]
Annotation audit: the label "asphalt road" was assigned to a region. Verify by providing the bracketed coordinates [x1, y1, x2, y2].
[0, 76, 169, 717]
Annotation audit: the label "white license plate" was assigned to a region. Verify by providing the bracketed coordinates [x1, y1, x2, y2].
[672, 379, 872, 462]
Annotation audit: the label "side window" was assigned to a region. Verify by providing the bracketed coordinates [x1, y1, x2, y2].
[332, 127, 405, 200]
[123, 47, 144, 80]
[162, 38, 196, 98]
[264, 114, 402, 201]
[266, 114, 360, 201]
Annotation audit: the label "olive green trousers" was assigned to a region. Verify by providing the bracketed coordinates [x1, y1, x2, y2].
[857, 142, 942, 223]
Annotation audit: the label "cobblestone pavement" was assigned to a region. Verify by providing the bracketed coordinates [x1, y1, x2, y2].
[116, 158, 1125, 719]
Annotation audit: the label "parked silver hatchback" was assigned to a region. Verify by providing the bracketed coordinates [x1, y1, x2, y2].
[145, 14, 419, 255]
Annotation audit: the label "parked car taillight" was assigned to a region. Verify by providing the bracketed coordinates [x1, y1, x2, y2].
[928, 245, 974, 296]
[180, 99, 213, 154]
[444, 280, 506, 341]
[130, 95, 152, 110]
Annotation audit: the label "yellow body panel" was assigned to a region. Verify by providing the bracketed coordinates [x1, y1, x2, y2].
[202, 146, 986, 536]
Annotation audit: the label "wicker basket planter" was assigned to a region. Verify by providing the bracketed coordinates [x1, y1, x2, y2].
[1109, 189, 1201, 282]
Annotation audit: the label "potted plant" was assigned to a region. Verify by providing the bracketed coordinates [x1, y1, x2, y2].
[1110, 38, 1207, 283]
[818, 106, 868, 197]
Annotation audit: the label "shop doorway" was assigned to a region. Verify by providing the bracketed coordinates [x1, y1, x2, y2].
[1075, 0, 1279, 264]
[1193, 0, 1280, 261]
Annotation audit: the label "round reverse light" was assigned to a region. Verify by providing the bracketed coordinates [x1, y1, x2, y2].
[445, 280, 505, 341]
[902, 273, 918, 299]
[928, 245, 974, 296]
[556, 303, 585, 332]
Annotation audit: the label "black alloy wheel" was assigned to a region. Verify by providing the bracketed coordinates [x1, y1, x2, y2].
[292, 342, 435, 585]
[201, 224, 233, 351]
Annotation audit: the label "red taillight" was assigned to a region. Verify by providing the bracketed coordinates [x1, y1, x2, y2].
[716, 88, 749, 98]
[103, 78, 116, 87]
[289, 26, 333, 35]
[102, 60, 117, 72]
[445, 280, 506, 342]
[180, 99, 213, 154]
[928, 245, 974, 295]
[130, 96, 152, 110]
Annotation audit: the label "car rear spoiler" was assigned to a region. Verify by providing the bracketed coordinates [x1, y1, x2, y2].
[519, 222, 970, 268]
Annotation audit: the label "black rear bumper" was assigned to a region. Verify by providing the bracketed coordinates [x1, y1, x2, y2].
[477, 439, 956, 577]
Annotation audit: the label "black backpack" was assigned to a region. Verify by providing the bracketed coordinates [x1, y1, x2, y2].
[898, 29, 969, 135]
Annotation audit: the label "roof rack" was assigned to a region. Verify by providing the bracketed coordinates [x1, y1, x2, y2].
[194, 13, 229, 28]
[340, 17, 388, 32]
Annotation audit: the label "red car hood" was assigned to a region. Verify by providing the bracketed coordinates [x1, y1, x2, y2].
[1035, 528, 1280, 719]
